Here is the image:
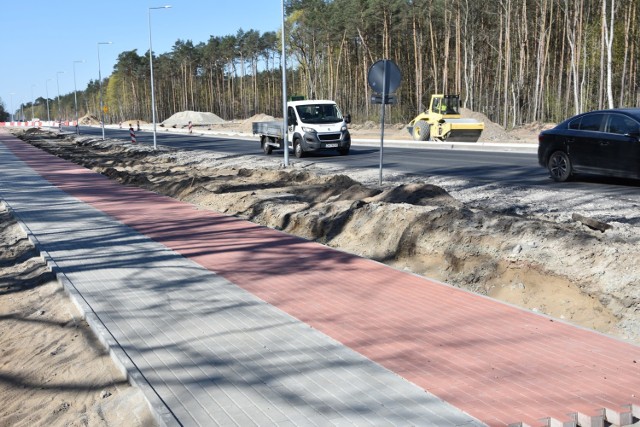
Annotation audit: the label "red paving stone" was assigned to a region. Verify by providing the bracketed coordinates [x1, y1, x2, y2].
[3, 131, 640, 426]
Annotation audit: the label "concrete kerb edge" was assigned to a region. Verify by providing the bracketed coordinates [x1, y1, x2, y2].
[87, 124, 539, 153]
[350, 138, 539, 153]
[0, 199, 177, 427]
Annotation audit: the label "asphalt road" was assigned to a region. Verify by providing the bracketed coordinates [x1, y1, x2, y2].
[67, 125, 548, 183]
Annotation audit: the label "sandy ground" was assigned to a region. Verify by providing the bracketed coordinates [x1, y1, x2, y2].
[0, 206, 157, 426]
[2, 112, 638, 424]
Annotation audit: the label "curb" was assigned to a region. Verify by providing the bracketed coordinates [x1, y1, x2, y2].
[1, 199, 177, 427]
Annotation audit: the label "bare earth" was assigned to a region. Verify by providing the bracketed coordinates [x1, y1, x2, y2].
[0, 207, 156, 426]
[1, 116, 638, 424]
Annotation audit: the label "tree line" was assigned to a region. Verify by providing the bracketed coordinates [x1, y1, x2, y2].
[6, 0, 639, 129]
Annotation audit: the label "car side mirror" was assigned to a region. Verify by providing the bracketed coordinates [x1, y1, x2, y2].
[287, 115, 297, 126]
[344, 114, 351, 124]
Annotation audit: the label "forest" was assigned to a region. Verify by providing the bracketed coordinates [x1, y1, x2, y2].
[6, 0, 640, 129]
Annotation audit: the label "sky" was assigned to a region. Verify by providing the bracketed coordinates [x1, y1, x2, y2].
[0, 0, 284, 117]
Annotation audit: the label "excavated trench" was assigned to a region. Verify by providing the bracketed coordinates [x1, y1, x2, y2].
[15, 131, 636, 343]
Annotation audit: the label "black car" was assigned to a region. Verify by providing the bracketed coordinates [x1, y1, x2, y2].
[538, 108, 640, 182]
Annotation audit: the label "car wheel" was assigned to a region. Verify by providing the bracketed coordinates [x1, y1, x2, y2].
[294, 140, 305, 158]
[548, 150, 572, 182]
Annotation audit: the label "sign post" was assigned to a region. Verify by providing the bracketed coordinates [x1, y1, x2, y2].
[368, 59, 401, 186]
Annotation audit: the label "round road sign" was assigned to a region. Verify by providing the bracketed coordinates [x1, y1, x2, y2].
[367, 59, 401, 94]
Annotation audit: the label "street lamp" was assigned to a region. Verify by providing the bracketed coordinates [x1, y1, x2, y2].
[73, 60, 84, 134]
[97, 41, 112, 140]
[56, 71, 65, 128]
[281, 0, 289, 166]
[149, 5, 171, 150]
[9, 92, 14, 122]
[31, 84, 36, 121]
[45, 79, 52, 122]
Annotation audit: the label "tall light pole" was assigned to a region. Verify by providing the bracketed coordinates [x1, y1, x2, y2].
[30, 84, 36, 121]
[9, 92, 15, 122]
[73, 60, 84, 134]
[56, 71, 64, 124]
[149, 5, 171, 150]
[281, 0, 289, 166]
[45, 79, 52, 122]
[97, 41, 112, 140]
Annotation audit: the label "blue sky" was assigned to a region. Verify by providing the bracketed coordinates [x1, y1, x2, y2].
[1, 0, 283, 116]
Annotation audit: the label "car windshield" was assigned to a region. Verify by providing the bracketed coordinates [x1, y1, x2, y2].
[296, 104, 343, 124]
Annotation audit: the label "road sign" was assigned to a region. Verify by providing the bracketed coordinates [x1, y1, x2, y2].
[367, 59, 402, 186]
[367, 59, 401, 95]
[103, 106, 108, 113]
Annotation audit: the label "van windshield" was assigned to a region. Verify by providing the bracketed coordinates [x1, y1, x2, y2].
[296, 104, 343, 124]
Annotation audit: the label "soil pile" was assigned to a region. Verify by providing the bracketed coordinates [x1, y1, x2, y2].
[460, 108, 512, 141]
[236, 114, 276, 133]
[78, 114, 101, 125]
[162, 110, 225, 127]
[13, 130, 640, 345]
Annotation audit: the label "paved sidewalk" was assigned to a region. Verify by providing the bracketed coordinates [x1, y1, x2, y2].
[1, 130, 639, 426]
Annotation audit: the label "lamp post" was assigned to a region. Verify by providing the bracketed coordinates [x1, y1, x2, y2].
[30, 84, 36, 121]
[56, 71, 64, 125]
[73, 60, 84, 134]
[149, 5, 171, 150]
[97, 41, 112, 140]
[281, 0, 289, 166]
[45, 79, 52, 122]
[9, 92, 14, 122]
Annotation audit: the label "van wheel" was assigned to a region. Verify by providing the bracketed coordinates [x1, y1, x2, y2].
[548, 150, 572, 182]
[262, 139, 273, 155]
[294, 140, 305, 158]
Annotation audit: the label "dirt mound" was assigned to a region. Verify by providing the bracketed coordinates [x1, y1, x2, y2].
[162, 111, 225, 127]
[233, 114, 277, 133]
[244, 114, 275, 124]
[460, 108, 511, 141]
[79, 114, 101, 125]
[370, 183, 461, 207]
[24, 127, 45, 135]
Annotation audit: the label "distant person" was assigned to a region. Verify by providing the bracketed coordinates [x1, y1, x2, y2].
[136, 120, 140, 132]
